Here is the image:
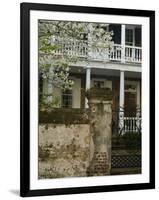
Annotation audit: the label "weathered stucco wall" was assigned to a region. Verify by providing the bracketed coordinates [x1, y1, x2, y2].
[39, 124, 91, 179]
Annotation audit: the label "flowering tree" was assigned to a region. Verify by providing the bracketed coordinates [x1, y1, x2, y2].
[38, 20, 114, 110]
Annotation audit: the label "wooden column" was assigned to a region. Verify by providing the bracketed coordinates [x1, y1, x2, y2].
[119, 71, 125, 133]
[121, 24, 126, 63]
[85, 67, 91, 108]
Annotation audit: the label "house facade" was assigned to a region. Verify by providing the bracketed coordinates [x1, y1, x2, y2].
[40, 23, 142, 134]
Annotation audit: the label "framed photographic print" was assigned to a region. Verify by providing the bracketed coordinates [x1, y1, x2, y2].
[20, 2, 155, 197]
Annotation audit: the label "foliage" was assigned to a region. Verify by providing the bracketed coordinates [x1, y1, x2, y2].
[38, 20, 114, 109]
[39, 93, 60, 111]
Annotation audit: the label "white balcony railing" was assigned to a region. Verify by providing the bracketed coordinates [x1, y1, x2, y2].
[125, 46, 142, 63]
[49, 38, 142, 64]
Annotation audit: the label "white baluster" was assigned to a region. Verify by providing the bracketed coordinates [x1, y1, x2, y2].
[132, 47, 135, 62]
[138, 49, 140, 62]
[137, 49, 139, 62]
[125, 47, 128, 61]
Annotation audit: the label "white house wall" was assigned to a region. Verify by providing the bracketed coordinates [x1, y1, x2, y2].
[72, 78, 81, 108]
[53, 87, 62, 107]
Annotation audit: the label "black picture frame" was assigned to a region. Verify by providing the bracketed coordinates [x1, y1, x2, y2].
[20, 2, 155, 197]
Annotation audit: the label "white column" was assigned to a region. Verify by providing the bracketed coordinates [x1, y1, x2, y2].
[132, 28, 135, 61]
[119, 71, 125, 108]
[86, 67, 91, 90]
[85, 67, 91, 108]
[137, 81, 140, 108]
[121, 25, 126, 63]
[119, 70, 125, 134]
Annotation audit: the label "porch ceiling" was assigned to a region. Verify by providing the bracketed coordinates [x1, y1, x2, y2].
[70, 66, 141, 79]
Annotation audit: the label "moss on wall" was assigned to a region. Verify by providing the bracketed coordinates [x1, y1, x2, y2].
[38, 124, 90, 179]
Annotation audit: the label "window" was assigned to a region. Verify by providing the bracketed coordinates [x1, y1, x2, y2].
[61, 89, 73, 108]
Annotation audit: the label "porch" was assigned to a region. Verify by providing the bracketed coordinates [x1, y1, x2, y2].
[41, 66, 142, 134]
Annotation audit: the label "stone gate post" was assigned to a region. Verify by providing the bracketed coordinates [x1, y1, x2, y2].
[86, 88, 112, 176]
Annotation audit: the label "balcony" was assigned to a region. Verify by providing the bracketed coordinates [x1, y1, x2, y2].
[45, 38, 142, 64]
